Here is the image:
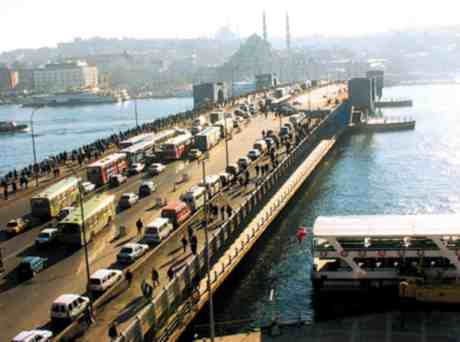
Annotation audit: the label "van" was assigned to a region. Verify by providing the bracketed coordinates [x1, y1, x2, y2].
[200, 175, 221, 197]
[89, 269, 123, 293]
[144, 217, 174, 244]
[50, 294, 90, 323]
[161, 201, 191, 228]
[12, 330, 53, 342]
[18, 256, 47, 280]
[182, 186, 206, 212]
[253, 140, 268, 154]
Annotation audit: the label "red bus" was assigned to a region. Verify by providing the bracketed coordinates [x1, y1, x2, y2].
[87, 153, 128, 187]
[161, 201, 191, 228]
[160, 132, 193, 161]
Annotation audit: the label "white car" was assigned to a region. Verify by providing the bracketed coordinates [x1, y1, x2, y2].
[50, 294, 90, 322]
[12, 329, 53, 342]
[118, 193, 139, 209]
[247, 149, 261, 161]
[89, 269, 123, 292]
[148, 163, 166, 175]
[117, 243, 149, 263]
[128, 162, 145, 175]
[35, 228, 59, 247]
[80, 181, 95, 193]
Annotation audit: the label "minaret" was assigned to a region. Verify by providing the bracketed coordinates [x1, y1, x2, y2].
[263, 11, 268, 42]
[286, 12, 291, 51]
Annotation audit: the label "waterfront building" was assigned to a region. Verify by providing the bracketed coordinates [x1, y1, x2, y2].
[193, 82, 228, 108]
[366, 70, 384, 98]
[0, 67, 18, 91]
[348, 77, 374, 113]
[33, 61, 98, 91]
[255, 73, 278, 90]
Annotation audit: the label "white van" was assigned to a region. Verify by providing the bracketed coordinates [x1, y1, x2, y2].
[182, 185, 206, 212]
[200, 175, 221, 197]
[12, 330, 53, 342]
[89, 269, 123, 292]
[144, 217, 174, 244]
[253, 140, 268, 154]
[50, 294, 90, 323]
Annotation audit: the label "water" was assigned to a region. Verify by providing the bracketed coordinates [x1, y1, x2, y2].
[203, 84, 460, 333]
[0, 98, 193, 176]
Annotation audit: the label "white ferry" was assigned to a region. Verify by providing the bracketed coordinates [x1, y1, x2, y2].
[22, 90, 121, 107]
[0, 121, 29, 133]
[312, 215, 460, 291]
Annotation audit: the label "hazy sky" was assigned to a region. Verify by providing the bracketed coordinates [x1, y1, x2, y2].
[1, 0, 460, 52]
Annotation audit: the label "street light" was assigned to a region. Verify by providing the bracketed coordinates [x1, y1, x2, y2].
[30, 105, 44, 187]
[224, 117, 229, 168]
[134, 98, 139, 128]
[201, 155, 215, 342]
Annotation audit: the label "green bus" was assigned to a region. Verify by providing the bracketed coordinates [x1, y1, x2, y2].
[30, 177, 80, 220]
[57, 194, 115, 246]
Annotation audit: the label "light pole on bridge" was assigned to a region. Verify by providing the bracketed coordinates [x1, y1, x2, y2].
[30, 105, 44, 187]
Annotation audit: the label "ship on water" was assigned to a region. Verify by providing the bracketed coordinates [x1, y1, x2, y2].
[0, 121, 28, 133]
[22, 89, 129, 108]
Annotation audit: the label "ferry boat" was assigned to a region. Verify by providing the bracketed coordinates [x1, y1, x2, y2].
[0, 121, 29, 133]
[312, 215, 460, 291]
[22, 90, 122, 107]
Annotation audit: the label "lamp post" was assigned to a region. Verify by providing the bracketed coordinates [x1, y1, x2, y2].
[201, 155, 215, 342]
[134, 98, 139, 128]
[224, 117, 229, 169]
[30, 105, 44, 187]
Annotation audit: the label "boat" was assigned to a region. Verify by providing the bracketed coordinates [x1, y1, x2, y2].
[312, 214, 460, 292]
[0, 121, 29, 133]
[22, 89, 121, 107]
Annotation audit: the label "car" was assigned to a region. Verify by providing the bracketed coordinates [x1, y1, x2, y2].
[4, 218, 27, 235]
[18, 256, 47, 280]
[35, 227, 59, 247]
[238, 157, 250, 170]
[117, 243, 149, 263]
[57, 206, 75, 221]
[12, 330, 53, 342]
[88, 269, 123, 292]
[139, 181, 156, 197]
[118, 193, 139, 209]
[226, 163, 240, 176]
[128, 162, 145, 176]
[218, 172, 234, 187]
[247, 149, 261, 161]
[264, 137, 275, 149]
[51, 294, 90, 323]
[80, 181, 95, 193]
[109, 174, 127, 187]
[189, 148, 202, 160]
[148, 163, 166, 176]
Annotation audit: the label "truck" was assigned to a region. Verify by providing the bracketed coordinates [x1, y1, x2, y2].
[209, 112, 225, 125]
[195, 126, 221, 151]
[213, 118, 234, 138]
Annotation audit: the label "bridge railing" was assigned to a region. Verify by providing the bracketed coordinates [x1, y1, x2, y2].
[113, 102, 350, 342]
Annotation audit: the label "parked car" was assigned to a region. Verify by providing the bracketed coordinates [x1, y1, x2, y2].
[189, 148, 202, 160]
[226, 163, 240, 176]
[128, 162, 145, 176]
[148, 163, 166, 176]
[139, 181, 156, 197]
[264, 137, 275, 149]
[50, 294, 90, 323]
[57, 207, 75, 221]
[4, 218, 28, 235]
[117, 243, 149, 263]
[238, 157, 250, 170]
[12, 330, 53, 342]
[109, 174, 127, 187]
[80, 181, 95, 193]
[247, 149, 261, 161]
[18, 256, 47, 280]
[218, 172, 234, 187]
[118, 193, 139, 209]
[88, 269, 123, 293]
[35, 227, 59, 247]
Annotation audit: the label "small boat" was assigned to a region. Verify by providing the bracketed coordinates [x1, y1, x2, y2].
[0, 121, 29, 133]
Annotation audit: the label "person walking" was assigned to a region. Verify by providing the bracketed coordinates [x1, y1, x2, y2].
[151, 268, 159, 287]
[220, 206, 226, 221]
[136, 218, 143, 238]
[190, 234, 198, 255]
[226, 205, 233, 218]
[3, 183, 8, 200]
[167, 266, 175, 281]
[255, 165, 260, 178]
[181, 235, 188, 253]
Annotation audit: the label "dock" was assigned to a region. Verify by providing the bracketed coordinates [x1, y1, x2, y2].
[350, 117, 415, 133]
[375, 99, 413, 108]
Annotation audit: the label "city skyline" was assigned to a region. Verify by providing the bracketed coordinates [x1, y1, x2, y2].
[2, 0, 460, 52]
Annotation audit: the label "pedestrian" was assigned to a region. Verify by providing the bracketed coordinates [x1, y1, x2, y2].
[11, 181, 17, 193]
[167, 266, 175, 280]
[220, 206, 226, 220]
[190, 234, 198, 255]
[126, 270, 133, 285]
[255, 165, 260, 177]
[151, 268, 159, 287]
[181, 235, 188, 253]
[187, 225, 194, 241]
[262, 129, 266, 138]
[226, 205, 233, 218]
[3, 183, 8, 200]
[136, 218, 143, 237]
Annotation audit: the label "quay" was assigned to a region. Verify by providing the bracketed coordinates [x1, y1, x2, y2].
[349, 117, 415, 133]
[374, 98, 413, 108]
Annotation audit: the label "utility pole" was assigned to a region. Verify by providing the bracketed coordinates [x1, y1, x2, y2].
[224, 117, 229, 168]
[201, 156, 215, 342]
[134, 98, 139, 127]
[30, 105, 43, 187]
